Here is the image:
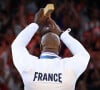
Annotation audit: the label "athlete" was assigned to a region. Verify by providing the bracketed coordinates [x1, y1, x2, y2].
[11, 8, 90, 90]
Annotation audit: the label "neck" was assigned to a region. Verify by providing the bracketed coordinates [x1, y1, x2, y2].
[41, 49, 59, 55]
[40, 52, 61, 59]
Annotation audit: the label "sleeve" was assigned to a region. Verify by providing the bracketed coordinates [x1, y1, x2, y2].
[11, 23, 39, 72]
[60, 29, 90, 77]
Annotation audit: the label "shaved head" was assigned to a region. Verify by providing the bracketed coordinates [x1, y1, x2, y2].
[40, 32, 61, 55]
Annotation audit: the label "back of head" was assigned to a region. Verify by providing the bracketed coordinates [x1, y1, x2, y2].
[40, 32, 61, 55]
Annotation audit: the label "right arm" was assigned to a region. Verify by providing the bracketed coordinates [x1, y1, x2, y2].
[60, 28, 90, 77]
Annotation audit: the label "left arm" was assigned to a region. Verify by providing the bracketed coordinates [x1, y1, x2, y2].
[11, 23, 39, 72]
[60, 29, 90, 77]
[12, 23, 39, 48]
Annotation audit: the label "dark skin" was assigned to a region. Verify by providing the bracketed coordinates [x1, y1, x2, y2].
[40, 32, 61, 55]
[34, 8, 63, 55]
[34, 8, 63, 37]
[47, 16, 63, 36]
[34, 8, 49, 35]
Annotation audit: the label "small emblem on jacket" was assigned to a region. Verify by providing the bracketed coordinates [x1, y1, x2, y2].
[33, 72, 62, 83]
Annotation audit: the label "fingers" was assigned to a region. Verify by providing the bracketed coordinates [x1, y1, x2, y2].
[38, 8, 44, 17]
[47, 17, 57, 28]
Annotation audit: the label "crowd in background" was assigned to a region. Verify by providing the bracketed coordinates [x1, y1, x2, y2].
[0, 0, 100, 90]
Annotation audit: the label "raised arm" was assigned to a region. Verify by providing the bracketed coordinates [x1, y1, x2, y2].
[60, 28, 90, 77]
[11, 23, 39, 72]
[47, 17, 90, 59]
[11, 8, 48, 72]
[11, 23, 39, 48]
[60, 28, 90, 57]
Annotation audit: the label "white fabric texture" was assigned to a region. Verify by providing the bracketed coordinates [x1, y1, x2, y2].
[11, 24, 90, 90]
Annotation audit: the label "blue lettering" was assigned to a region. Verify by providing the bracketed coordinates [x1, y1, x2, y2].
[33, 72, 62, 83]
[48, 73, 53, 81]
[59, 73, 62, 83]
[33, 72, 38, 81]
[38, 73, 43, 81]
[54, 74, 58, 82]
[43, 73, 47, 81]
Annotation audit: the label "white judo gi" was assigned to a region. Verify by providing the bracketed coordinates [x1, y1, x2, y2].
[11, 23, 90, 90]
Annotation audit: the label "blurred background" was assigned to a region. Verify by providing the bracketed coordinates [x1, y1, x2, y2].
[0, 0, 100, 90]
